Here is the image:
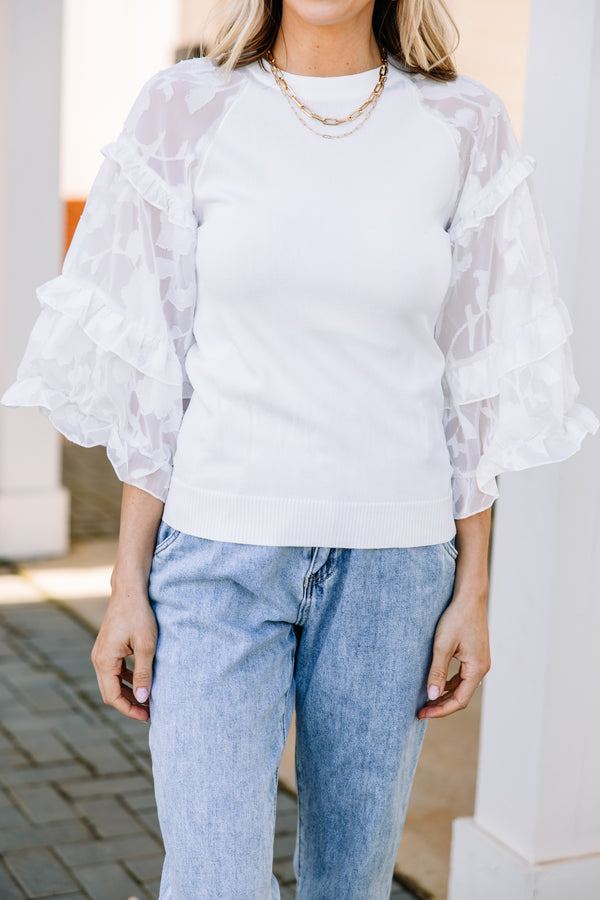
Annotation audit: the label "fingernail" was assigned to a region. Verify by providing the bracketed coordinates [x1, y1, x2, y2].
[134, 687, 149, 703]
[428, 684, 440, 700]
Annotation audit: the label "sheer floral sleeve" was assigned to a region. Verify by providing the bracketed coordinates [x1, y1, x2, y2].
[0, 59, 231, 503]
[432, 84, 599, 518]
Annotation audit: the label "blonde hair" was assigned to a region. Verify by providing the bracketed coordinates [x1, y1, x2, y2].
[187, 0, 459, 82]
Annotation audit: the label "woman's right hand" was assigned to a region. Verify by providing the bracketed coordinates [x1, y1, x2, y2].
[91, 482, 165, 721]
[91, 577, 158, 722]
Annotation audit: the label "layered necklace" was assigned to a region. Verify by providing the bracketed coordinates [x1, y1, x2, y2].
[264, 47, 388, 140]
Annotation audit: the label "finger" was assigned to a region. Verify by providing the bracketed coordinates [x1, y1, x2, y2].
[103, 670, 150, 721]
[118, 663, 150, 710]
[131, 638, 156, 705]
[418, 671, 461, 715]
[120, 681, 150, 711]
[419, 670, 480, 719]
[94, 653, 148, 720]
[91, 641, 151, 721]
[426, 641, 455, 702]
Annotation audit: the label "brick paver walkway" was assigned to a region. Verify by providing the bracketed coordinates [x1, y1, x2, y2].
[0, 554, 416, 899]
[61, 441, 122, 542]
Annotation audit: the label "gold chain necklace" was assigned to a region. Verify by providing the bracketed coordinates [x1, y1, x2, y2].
[264, 48, 388, 140]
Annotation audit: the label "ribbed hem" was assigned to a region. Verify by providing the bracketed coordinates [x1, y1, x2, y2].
[162, 474, 456, 548]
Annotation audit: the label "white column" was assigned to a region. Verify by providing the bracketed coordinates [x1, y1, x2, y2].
[0, 0, 70, 560]
[447, 1, 600, 897]
[61, 0, 180, 198]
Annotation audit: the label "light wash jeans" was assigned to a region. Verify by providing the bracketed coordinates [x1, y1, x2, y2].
[147, 521, 458, 900]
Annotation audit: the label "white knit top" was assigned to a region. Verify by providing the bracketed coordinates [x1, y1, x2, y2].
[2, 54, 598, 547]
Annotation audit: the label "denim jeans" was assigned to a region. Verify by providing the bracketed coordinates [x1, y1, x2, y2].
[147, 521, 458, 900]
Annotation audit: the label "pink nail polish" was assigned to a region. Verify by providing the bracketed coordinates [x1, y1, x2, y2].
[134, 687, 149, 703]
[428, 684, 440, 700]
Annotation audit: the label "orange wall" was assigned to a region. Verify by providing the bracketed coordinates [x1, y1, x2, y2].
[64, 199, 86, 260]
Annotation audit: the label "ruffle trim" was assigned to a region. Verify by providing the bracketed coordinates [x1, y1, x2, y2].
[442, 297, 574, 408]
[475, 401, 599, 499]
[100, 137, 197, 231]
[35, 273, 182, 387]
[1, 375, 172, 504]
[448, 152, 536, 245]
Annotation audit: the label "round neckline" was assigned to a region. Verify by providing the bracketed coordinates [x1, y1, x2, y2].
[245, 57, 401, 100]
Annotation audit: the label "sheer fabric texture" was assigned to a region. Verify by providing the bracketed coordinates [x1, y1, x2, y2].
[1, 68, 212, 502]
[414, 74, 599, 516]
[1, 58, 597, 517]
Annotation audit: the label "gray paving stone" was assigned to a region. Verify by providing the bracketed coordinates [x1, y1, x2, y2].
[73, 739, 136, 776]
[11, 784, 75, 824]
[51, 711, 103, 740]
[37, 895, 89, 900]
[19, 685, 74, 715]
[0, 637, 18, 659]
[77, 686, 109, 709]
[120, 789, 156, 811]
[0, 705, 46, 731]
[75, 796, 144, 838]
[0, 680, 19, 705]
[145, 879, 161, 900]
[0, 860, 25, 899]
[109, 715, 149, 741]
[54, 833, 162, 867]
[0, 700, 24, 721]
[274, 807, 298, 834]
[73, 861, 147, 900]
[1, 638, 46, 667]
[1, 661, 57, 684]
[0, 802, 28, 829]
[52, 656, 96, 680]
[132, 759, 152, 781]
[7, 728, 74, 764]
[4, 846, 78, 897]
[0, 763, 90, 787]
[3, 610, 86, 640]
[0, 820, 93, 853]
[118, 732, 150, 754]
[30, 637, 94, 658]
[0, 703, 24, 723]
[273, 856, 296, 884]
[273, 831, 297, 861]
[135, 808, 161, 840]
[276, 789, 298, 813]
[65, 678, 101, 701]
[134, 750, 152, 773]
[123, 852, 164, 881]
[62, 775, 151, 800]
[390, 880, 420, 899]
[0, 750, 30, 769]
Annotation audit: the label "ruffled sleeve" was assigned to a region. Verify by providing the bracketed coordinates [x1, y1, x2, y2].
[436, 92, 600, 519]
[0, 66, 204, 503]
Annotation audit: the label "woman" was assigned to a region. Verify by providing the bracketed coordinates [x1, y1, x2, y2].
[2, 0, 598, 897]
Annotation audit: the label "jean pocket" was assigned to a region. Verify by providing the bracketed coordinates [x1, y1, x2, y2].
[154, 519, 182, 556]
[440, 536, 458, 561]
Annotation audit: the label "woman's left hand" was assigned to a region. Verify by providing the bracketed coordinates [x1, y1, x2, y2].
[417, 506, 493, 719]
[417, 586, 491, 719]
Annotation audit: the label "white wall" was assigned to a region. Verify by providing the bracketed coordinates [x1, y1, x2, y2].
[447, 0, 531, 140]
[0, 0, 70, 558]
[180, 0, 215, 45]
[61, 0, 180, 198]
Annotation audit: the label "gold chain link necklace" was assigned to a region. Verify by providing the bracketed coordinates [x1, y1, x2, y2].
[264, 48, 388, 140]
